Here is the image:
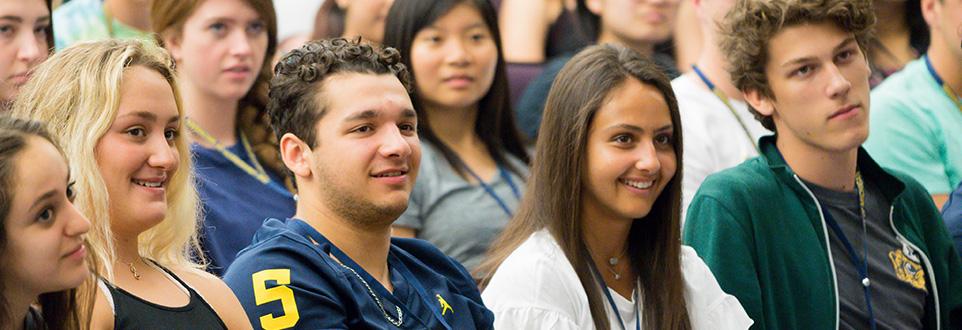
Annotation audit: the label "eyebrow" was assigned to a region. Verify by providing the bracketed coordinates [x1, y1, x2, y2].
[781, 37, 857, 68]
[607, 123, 673, 133]
[117, 111, 180, 124]
[28, 190, 57, 212]
[0, 16, 22, 23]
[344, 109, 417, 121]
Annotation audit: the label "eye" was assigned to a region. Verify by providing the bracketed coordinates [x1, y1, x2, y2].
[399, 123, 416, 132]
[0, 25, 15, 37]
[612, 134, 633, 144]
[36, 207, 54, 223]
[247, 21, 265, 35]
[470, 32, 488, 42]
[126, 127, 147, 137]
[654, 133, 673, 146]
[209, 22, 228, 36]
[354, 125, 373, 134]
[66, 182, 76, 202]
[164, 128, 179, 141]
[835, 49, 855, 63]
[792, 64, 814, 78]
[34, 24, 48, 37]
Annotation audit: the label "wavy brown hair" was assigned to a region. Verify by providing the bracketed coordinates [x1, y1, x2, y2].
[0, 116, 96, 330]
[720, 0, 875, 131]
[151, 0, 289, 188]
[478, 44, 690, 330]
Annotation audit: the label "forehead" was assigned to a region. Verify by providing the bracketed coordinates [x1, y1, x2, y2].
[592, 78, 672, 130]
[765, 22, 853, 66]
[9, 137, 67, 214]
[0, 0, 47, 19]
[426, 3, 486, 30]
[115, 66, 179, 121]
[189, 0, 261, 22]
[317, 72, 413, 121]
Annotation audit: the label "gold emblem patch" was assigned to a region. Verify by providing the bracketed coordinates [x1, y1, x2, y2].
[436, 294, 454, 316]
[889, 248, 926, 291]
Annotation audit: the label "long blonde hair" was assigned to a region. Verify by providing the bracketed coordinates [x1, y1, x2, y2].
[9, 40, 204, 280]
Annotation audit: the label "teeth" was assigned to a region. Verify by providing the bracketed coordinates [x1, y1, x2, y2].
[133, 180, 162, 188]
[620, 179, 653, 189]
[376, 171, 403, 178]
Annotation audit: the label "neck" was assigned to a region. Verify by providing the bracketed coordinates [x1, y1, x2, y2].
[694, 40, 743, 101]
[180, 77, 240, 146]
[580, 203, 632, 268]
[294, 195, 392, 288]
[104, 0, 151, 31]
[426, 104, 481, 148]
[776, 135, 859, 192]
[927, 41, 962, 96]
[597, 32, 654, 56]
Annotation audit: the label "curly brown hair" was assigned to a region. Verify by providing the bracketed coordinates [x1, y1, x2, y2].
[719, 0, 875, 131]
[268, 37, 412, 151]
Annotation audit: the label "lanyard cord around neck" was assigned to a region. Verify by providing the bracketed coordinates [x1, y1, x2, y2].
[691, 65, 760, 153]
[186, 118, 271, 184]
[924, 55, 962, 112]
[588, 260, 640, 330]
[819, 171, 877, 330]
[460, 163, 522, 217]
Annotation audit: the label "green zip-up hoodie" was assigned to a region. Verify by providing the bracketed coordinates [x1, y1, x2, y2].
[684, 136, 962, 329]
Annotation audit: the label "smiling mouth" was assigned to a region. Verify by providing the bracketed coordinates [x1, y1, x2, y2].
[132, 179, 164, 188]
[373, 171, 406, 178]
[619, 178, 654, 189]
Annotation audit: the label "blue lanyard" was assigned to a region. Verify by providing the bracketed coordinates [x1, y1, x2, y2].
[690, 65, 759, 152]
[923, 55, 962, 111]
[461, 164, 522, 217]
[588, 262, 640, 330]
[291, 220, 453, 330]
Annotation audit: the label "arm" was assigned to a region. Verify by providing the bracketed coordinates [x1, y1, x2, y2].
[499, 0, 555, 63]
[89, 287, 114, 330]
[684, 195, 766, 330]
[672, 0, 701, 73]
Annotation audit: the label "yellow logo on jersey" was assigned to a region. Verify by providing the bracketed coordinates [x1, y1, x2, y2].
[436, 294, 453, 316]
[889, 248, 926, 291]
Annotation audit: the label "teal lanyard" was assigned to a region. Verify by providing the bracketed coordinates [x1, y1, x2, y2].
[924, 55, 962, 111]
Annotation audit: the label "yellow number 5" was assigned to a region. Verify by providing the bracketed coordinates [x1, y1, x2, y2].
[252, 269, 300, 329]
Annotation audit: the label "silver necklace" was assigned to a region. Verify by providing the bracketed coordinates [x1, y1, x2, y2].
[333, 259, 404, 327]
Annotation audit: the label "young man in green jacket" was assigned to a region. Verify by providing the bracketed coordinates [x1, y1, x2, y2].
[683, 0, 962, 329]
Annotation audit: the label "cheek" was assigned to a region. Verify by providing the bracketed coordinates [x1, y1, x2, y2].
[658, 150, 677, 182]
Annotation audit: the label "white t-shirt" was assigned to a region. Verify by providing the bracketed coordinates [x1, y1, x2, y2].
[671, 74, 769, 222]
[481, 230, 753, 329]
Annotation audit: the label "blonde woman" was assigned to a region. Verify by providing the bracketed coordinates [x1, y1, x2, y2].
[10, 40, 250, 329]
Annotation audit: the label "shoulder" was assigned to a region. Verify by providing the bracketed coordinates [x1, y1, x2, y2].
[679, 246, 755, 329]
[482, 231, 584, 311]
[390, 238, 473, 282]
[870, 60, 937, 114]
[695, 158, 775, 198]
[168, 267, 252, 329]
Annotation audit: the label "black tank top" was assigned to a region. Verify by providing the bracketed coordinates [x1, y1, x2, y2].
[99, 261, 227, 330]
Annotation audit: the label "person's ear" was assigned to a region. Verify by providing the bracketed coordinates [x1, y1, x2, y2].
[280, 133, 314, 179]
[163, 33, 184, 63]
[335, 0, 349, 10]
[744, 88, 775, 117]
[920, 0, 940, 29]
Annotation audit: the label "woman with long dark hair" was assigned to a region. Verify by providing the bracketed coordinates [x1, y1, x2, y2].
[479, 44, 751, 329]
[383, 0, 529, 273]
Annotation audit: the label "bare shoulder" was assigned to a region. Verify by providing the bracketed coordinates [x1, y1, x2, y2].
[170, 267, 253, 330]
[90, 282, 114, 330]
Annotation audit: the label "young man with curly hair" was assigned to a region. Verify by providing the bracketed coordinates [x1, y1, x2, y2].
[222, 38, 494, 329]
[683, 0, 962, 329]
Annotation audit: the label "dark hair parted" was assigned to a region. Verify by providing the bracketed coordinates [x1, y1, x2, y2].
[0, 116, 85, 330]
[383, 0, 530, 177]
[268, 37, 412, 151]
[478, 44, 690, 330]
[151, 0, 289, 186]
[720, 0, 875, 131]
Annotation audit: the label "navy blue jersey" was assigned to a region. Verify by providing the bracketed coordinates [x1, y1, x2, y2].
[223, 218, 494, 330]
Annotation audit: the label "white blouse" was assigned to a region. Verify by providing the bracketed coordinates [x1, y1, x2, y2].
[481, 230, 753, 329]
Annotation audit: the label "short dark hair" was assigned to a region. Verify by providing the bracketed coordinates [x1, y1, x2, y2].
[720, 0, 875, 131]
[267, 37, 412, 148]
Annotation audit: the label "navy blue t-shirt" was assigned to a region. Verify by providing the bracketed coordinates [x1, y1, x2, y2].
[193, 142, 296, 275]
[223, 218, 494, 330]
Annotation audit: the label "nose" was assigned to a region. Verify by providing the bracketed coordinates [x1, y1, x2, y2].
[17, 33, 45, 65]
[445, 38, 472, 67]
[378, 125, 413, 159]
[634, 140, 662, 174]
[63, 201, 91, 237]
[147, 136, 179, 172]
[229, 30, 254, 58]
[825, 63, 852, 100]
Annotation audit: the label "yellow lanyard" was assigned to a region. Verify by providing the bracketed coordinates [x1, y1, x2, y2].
[924, 55, 962, 112]
[186, 119, 271, 184]
[691, 65, 760, 153]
